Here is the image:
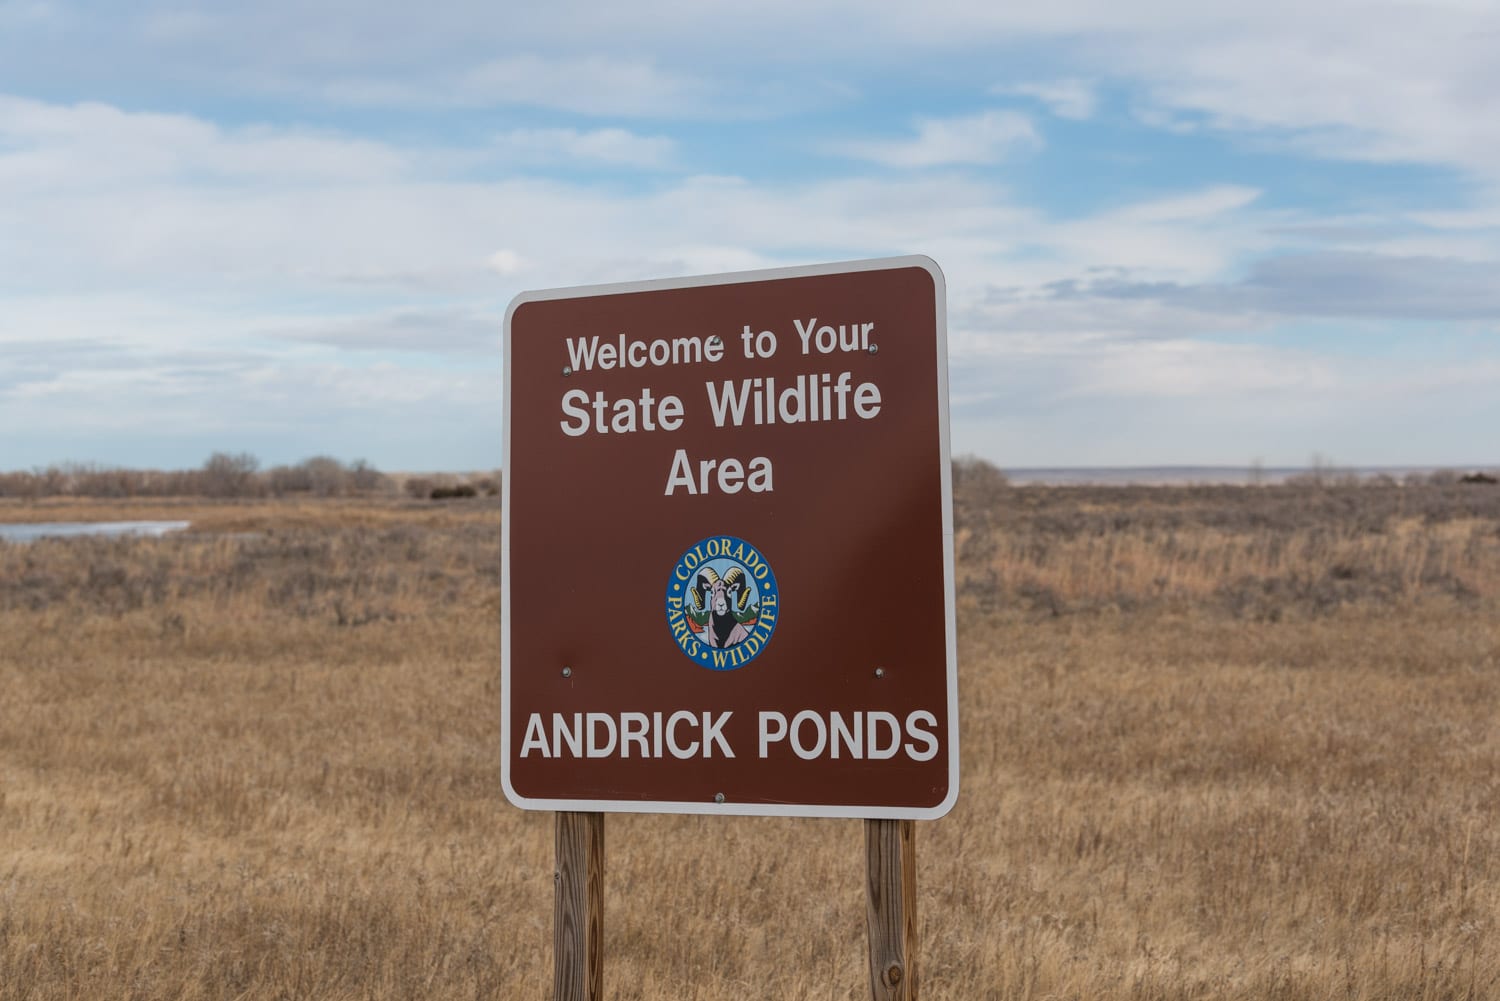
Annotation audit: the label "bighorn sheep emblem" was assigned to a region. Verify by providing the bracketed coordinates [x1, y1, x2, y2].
[667, 535, 779, 671]
[689, 565, 755, 649]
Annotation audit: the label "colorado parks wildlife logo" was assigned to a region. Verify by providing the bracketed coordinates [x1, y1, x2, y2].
[665, 535, 779, 671]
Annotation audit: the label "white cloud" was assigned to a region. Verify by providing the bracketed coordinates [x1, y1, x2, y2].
[0, 97, 1036, 296]
[1060, 252, 1500, 322]
[0, 95, 419, 189]
[1410, 201, 1500, 233]
[4, 2, 1498, 175]
[1065, 338, 1339, 400]
[0, 0, 62, 25]
[461, 55, 691, 116]
[995, 78, 1097, 120]
[6, 94, 1488, 334]
[2, 61, 1498, 468]
[1106, 4, 1500, 174]
[264, 307, 502, 353]
[0, 352, 497, 435]
[831, 110, 1040, 168]
[493, 126, 675, 168]
[0, 292, 501, 468]
[1108, 185, 1261, 225]
[325, 53, 709, 118]
[486, 249, 527, 276]
[1036, 186, 1269, 283]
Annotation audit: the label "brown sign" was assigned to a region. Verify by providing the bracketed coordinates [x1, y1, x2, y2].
[502, 257, 957, 818]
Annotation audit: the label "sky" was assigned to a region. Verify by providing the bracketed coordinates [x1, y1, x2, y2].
[2, 0, 1498, 472]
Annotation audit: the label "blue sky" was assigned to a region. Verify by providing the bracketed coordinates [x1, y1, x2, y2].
[2, 0, 1498, 472]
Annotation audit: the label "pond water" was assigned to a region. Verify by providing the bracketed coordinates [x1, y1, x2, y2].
[0, 520, 191, 543]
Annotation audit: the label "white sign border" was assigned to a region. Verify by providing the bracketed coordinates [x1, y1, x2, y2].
[501, 255, 959, 820]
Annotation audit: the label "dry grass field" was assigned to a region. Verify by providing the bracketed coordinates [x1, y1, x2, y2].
[2, 476, 1497, 1000]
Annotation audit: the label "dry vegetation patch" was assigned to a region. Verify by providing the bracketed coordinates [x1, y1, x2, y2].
[1, 483, 1497, 999]
[955, 479, 1500, 619]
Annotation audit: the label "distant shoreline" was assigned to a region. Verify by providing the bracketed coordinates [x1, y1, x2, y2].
[1000, 465, 1500, 486]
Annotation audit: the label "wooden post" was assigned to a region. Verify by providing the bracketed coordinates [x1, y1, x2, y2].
[865, 819, 917, 1001]
[554, 811, 605, 1001]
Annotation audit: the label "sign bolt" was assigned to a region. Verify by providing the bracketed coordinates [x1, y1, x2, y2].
[714, 792, 726, 804]
[874, 667, 885, 678]
[561, 666, 572, 678]
[562, 365, 573, 376]
[868, 343, 879, 355]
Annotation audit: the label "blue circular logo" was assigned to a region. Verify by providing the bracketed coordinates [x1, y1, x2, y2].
[665, 535, 779, 671]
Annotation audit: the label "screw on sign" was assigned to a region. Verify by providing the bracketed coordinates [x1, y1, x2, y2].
[502, 257, 956, 1001]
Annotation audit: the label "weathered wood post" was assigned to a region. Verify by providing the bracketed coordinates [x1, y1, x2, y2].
[553, 811, 605, 1001]
[865, 818, 918, 1001]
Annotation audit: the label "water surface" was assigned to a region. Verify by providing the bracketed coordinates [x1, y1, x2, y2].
[0, 521, 190, 543]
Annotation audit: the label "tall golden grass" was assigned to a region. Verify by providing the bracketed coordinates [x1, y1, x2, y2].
[1, 481, 1497, 999]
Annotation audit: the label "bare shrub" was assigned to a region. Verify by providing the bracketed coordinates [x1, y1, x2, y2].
[0, 454, 393, 498]
[268, 457, 392, 497]
[201, 451, 261, 497]
[302, 456, 349, 496]
[952, 454, 1009, 497]
[348, 459, 387, 493]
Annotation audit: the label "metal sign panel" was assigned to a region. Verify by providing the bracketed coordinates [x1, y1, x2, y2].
[502, 256, 957, 818]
